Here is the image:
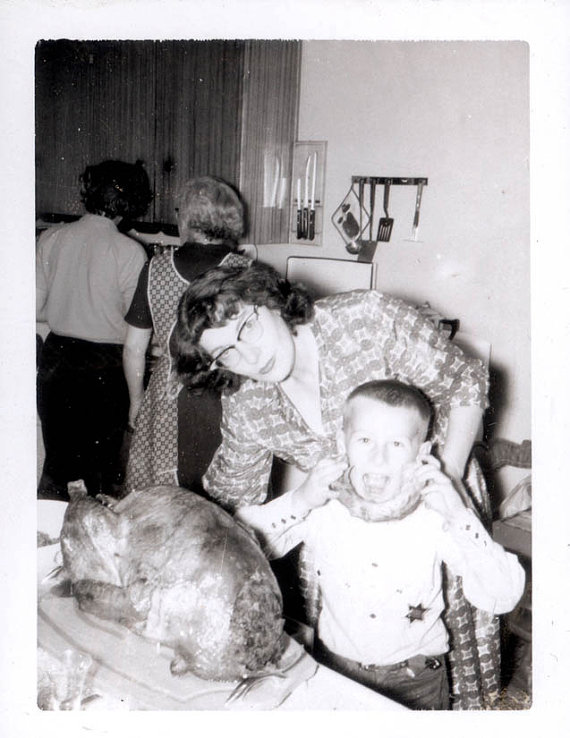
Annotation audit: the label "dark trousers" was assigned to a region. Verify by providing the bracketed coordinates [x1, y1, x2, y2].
[37, 333, 128, 497]
[314, 639, 450, 710]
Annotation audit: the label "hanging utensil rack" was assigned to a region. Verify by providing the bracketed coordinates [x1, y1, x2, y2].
[347, 176, 428, 261]
[352, 177, 428, 186]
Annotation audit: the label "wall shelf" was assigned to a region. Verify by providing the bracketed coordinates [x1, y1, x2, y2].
[351, 176, 428, 186]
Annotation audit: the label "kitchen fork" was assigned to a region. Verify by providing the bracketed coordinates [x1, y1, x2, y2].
[224, 649, 306, 706]
[225, 669, 288, 705]
[377, 180, 394, 242]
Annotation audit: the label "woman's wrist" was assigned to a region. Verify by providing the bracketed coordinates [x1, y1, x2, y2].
[439, 457, 464, 483]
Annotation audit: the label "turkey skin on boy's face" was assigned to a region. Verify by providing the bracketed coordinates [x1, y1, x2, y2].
[60, 485, 286, 681]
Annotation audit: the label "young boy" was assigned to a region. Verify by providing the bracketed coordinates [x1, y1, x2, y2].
[236, 379, 525, 710]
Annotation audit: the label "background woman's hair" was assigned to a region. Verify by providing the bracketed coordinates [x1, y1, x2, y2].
[80, 160, 153, 219]
[173, 261, 314, 392]
[175, 176, 246, 244]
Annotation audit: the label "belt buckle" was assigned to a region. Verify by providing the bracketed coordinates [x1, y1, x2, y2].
[405, 656, 442, 677]
[404, 660, 417, 678]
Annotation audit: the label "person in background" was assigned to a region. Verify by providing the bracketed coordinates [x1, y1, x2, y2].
[122, 176, 250, 497]
[236, 380, 525, 710]
[36, 160, 153, 499]
[172, 260, 501, 709]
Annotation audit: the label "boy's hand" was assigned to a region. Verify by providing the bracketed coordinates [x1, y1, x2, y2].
[293, 457, 347, 515]
[414, 455, 468, 525]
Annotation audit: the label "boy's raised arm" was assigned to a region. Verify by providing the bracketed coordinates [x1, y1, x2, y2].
[235, 456, 345, 558]
[440, 506, 526, 614]
[416, 457, 526, 615]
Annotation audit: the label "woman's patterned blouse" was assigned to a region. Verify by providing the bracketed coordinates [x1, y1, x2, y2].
[202, 290, 489, 510]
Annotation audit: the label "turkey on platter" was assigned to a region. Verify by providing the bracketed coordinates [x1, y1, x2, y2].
[60, 485, 286, 682]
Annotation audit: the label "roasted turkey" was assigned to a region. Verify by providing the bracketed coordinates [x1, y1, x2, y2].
[60, 485, 286, 681]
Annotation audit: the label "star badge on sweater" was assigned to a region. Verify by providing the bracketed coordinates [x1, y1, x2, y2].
[406, 603, 428, 623]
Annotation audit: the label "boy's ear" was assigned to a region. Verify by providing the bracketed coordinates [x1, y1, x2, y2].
[418, 441, 432, 458]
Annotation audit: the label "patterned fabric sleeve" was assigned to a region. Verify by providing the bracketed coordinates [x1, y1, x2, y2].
[124, 261, 152, 328]
[368, 292, 489, 412]
[202, 389, 274, 510]
[116, 238, 148, 315]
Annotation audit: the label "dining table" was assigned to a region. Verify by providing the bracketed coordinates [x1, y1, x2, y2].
[37, 500, 409, 712]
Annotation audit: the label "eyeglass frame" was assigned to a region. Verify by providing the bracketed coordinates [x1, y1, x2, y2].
[207, 305, 263, 371]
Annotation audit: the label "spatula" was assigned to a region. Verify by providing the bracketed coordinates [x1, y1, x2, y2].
[377, 181, 394, 242]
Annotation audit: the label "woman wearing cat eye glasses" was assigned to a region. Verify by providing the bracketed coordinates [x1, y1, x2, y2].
[173, 260, 487, 511]
[201, 302, 299, 381]
[173, 258, 499, 710]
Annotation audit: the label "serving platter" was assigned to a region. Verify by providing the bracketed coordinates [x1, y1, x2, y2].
[38, 595, 316, 710]
[36, 497, 406, 711]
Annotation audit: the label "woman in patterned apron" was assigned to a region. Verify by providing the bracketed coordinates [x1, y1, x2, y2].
[122, 176, 250, 497]
[172, 260, 504, 709]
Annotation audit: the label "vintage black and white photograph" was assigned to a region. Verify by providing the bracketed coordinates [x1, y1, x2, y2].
[2, 1, 569, 737]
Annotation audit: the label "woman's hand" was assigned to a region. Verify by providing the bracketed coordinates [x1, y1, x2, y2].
[128, 397, 143, 429]
[123, 325, 152, 430]
[293, 457, 347, 515]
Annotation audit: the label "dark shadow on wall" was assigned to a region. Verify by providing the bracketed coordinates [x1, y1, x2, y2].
[479, 363, 510, 513]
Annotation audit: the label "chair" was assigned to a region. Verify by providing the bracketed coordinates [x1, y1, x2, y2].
[285, 256, 377, 298]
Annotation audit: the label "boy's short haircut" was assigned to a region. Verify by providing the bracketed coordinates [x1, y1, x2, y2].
[345, 379, 433, 432]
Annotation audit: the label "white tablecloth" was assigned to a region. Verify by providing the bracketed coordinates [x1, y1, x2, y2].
[37, 500, 407, 712]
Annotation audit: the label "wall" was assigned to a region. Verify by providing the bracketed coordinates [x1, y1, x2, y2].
[35, 40, 246, 224]
[257, 41, 530, 474]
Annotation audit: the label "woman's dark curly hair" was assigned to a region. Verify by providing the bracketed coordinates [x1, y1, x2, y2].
[172, 261, 314, 392]
[80, 160, 153, 219]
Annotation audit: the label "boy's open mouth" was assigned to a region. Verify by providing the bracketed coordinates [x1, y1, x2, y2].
[337, 469, 422, 522]
[355, 473, 399, 502]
